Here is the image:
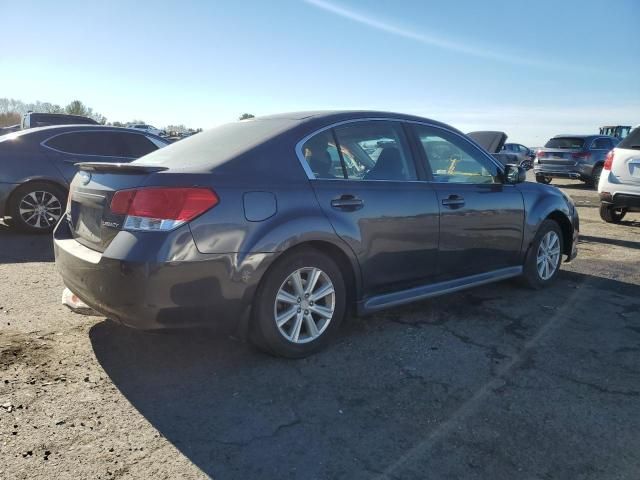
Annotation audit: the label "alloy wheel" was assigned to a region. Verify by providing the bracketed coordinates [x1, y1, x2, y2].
[18, 191, 62, 229]
[536, 231, 561, 280]
[273, 267, 336, 344]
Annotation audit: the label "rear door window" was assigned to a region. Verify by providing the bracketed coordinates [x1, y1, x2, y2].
[301, 121, 417, 181]
[45, 131, 134, 157]
[120, 133, 159, 157]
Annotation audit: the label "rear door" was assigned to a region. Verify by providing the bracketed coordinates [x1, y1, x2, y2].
[410, 124, 525, 280]
[301, 120, 440, 296]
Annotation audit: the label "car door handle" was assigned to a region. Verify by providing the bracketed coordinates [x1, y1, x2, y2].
[442, 195, 465, 208]
[331, 195, 364, 210]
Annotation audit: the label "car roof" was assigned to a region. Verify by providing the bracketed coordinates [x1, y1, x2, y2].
[552, 134, 614, 139]
[0, 124, 167, 142]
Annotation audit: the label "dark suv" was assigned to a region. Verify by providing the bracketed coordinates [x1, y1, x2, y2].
[534, 135, 618, 188]
[54, 111, 579, 358]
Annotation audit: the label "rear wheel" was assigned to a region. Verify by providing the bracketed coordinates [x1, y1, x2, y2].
[521, 219, 563, 289]
[589, 165, 603, 189]
[599, 204, 626, 223]
[8, 182, 66, 233]
[536, 174, 552, 184]
[251, 248, 346, 358]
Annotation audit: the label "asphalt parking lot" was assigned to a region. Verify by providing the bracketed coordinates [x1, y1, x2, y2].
[1, 176, 639, 480]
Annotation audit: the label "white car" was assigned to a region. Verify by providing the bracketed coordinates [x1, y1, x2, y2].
[598, 125, 640, 223]
[126, 123, 164, 137]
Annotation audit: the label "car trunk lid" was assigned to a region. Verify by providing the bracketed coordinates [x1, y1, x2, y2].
[67, 163, 167, 252]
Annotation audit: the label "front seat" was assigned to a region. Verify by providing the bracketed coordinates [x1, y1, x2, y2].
[308, 150, 335, 179]
[364, 148, 405, 180]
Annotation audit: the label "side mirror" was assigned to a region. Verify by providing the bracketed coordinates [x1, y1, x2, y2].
[504, 164, 526, 184]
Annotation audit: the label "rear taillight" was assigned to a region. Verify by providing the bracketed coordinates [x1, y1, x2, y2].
[110, 187, 219, 231]
[603, 150, 614, 170]
[536, 150, 544, 158]
[571, 152, 591, 160]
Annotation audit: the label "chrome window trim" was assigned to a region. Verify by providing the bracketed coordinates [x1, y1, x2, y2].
[294, 117, 505, 184]
[40, 129, 163, 159]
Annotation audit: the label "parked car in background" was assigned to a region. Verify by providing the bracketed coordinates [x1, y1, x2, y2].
[466, 131, 531, 169]
[598, 125, 640, 223]
[0, 124, 21, 136]
[502, 143, 534, 169]
[126, 123, 165, 137]
[0, 125, 169, 233]
[22, 112, 99, 129]
[54, 111, 578, 358]
[534, 134, 619, 188]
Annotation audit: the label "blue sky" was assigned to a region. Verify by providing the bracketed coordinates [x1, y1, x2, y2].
[1, 0, 638, 145]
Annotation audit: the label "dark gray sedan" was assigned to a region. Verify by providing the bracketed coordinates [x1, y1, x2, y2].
[0, 125, 169, 232]
[54, 111, 579, 357]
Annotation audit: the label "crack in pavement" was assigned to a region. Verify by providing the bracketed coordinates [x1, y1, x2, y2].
[211, 417, 302, 448]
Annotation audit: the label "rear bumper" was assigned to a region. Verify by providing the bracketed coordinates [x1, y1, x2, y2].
[534, 163, 594, 179]
[600, 192, 640, 210]
[53, 220, 276, 332]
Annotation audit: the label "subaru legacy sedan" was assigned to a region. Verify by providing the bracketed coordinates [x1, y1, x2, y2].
[54, 111, 579, 358]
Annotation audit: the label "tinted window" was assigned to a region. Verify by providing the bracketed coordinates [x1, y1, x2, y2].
[545, 137, 585, 149]
[413, 125, 498, 184]
[333, 121, 417, 181]
[121, 133, 158, 157]
[618, 127, 640, 149]
[45, 131, 151, 157]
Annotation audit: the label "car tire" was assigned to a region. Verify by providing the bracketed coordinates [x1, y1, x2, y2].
[536, 174, 552, 184]
[8, 182, 67, 234]
[589, 165, 603, 189]
[599, 204, 626, 223]
[521, 219, 564, 289]
[251, 248, 347, 358]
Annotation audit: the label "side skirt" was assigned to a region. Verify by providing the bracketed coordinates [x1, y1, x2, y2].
[358, 266, 523, 315]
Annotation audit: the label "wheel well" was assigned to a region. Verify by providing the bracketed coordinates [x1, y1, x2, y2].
[546, 211, 573, 256]
[5, 180, 68, 216]
[267, 241, 358, 314]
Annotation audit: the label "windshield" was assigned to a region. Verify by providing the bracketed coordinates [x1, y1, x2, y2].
[545, 137, 585, 149]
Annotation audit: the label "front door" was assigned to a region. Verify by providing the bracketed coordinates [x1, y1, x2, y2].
[410, 124, 525, 280]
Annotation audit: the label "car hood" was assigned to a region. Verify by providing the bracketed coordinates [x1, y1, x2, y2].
[466, 131, 508, 153]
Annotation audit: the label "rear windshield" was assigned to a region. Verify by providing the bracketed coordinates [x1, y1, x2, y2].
[134, 118, 295, 169]
[618, 127, 640, 149]
[544, 137, 585, 149]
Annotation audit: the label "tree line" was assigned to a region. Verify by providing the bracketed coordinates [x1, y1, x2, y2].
[0, 98, 207, 133]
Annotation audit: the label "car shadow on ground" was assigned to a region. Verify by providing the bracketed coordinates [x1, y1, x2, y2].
[89, 270, 640, 479]
[0, 222, 54, 263]
[580, 235, 640, 250]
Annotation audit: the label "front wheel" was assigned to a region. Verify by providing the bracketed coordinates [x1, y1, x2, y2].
[8, 182, 66, 233]
[536, 174, 552, 184]
[251, 248, 346, 358]
[521, 220, 563, 289]
[599, 204, 626, 223]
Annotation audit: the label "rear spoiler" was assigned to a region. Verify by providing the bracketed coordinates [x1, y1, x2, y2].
[76, 162, 168, 173]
